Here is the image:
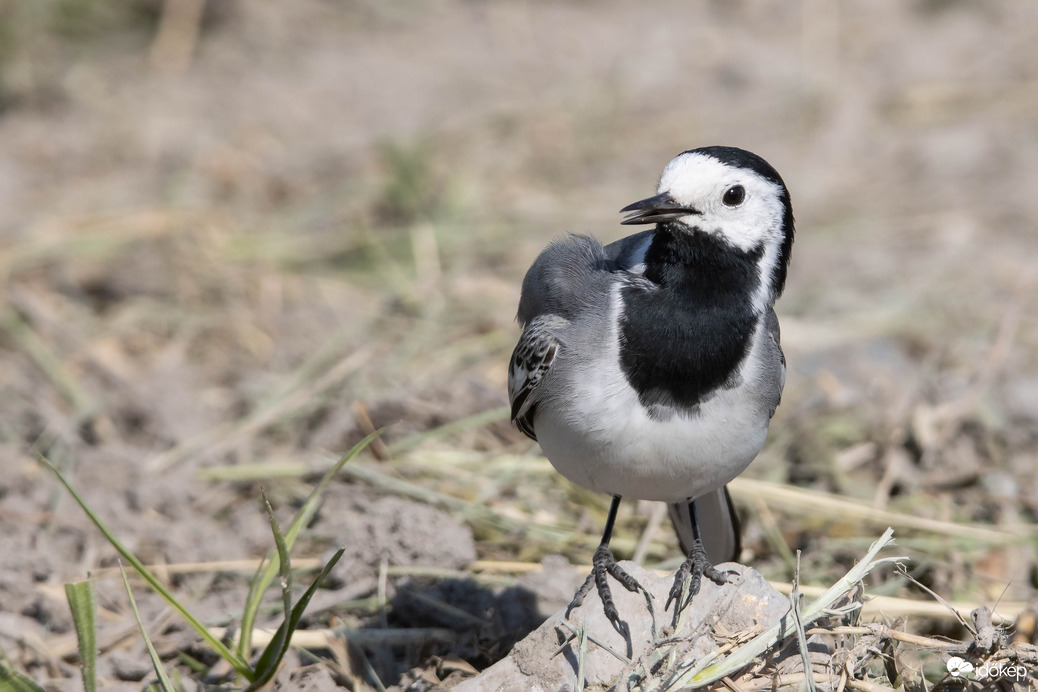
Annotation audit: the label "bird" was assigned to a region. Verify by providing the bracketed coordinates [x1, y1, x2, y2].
[507, 146, 794, 636]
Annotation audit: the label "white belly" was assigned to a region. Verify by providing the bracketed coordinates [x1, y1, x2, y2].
[534, 286, 772, 502]
[535, 385, 768, 502]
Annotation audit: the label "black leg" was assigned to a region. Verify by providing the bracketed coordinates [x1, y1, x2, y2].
[601, 492, 621, 544]
[689, 496, 702, 542]
[666, 498, 729, 613]
[566, 495, 644, 638]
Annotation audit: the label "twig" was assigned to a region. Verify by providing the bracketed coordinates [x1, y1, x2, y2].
[729, 672, 835, 691]
[790, 551, 817, 692]
[729, 478, 1030, 543]
[89, 558, 322, 579]
[357, 646, 388, 692]
[894, 562, 975, 633]
[555, 618, 632, 665]
[845, 678, 898, 692]
[469, 559, 544, 573]
[720, 676, 748, 692]
[209, 626, 456, 650]
[805, 625, 964, 651]
[354, 401, 390, 460]
[834, 668, 849, 692]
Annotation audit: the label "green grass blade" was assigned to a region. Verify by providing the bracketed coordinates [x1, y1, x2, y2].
[64, 579, 97, 692]
[37, 453, 254, 679]
[0, 663, 47, 692]
[238, 430, 380, 659]
[119, 563, 177, 692]
[237, 554, 270, 658]
[246, 548, 345, 691]
[245, 494, 296, 687]
[265, 491, 294, 641]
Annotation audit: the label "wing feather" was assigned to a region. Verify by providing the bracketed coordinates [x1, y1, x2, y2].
[764, 307, 785, 419]
[508, 314, 568, 440]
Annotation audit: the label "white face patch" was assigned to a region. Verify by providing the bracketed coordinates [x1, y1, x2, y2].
[656, 151, 789, 314]
[657, 152, 787, 255]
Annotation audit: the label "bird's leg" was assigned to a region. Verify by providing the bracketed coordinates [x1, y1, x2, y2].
[567, 495, 643, 638]
[666, 498, 729, 614]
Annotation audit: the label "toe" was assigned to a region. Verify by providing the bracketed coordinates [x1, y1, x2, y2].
[705, 565, 729, 585]
[567, 572, 596, 614]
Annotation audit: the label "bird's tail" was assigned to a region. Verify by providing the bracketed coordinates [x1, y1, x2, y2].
[668, 486, 741, 564]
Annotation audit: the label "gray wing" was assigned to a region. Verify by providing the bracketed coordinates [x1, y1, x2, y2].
[508, 314, 568, 440]
[763, 306, 786, 419]
[510, 232, 653, 439]
[516, 234, 616, 325]
[603, 229, 654, 273]
[511, 234, 611, 439]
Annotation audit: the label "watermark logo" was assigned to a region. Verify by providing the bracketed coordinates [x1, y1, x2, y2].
[945, 656, 1029, 683]
[946, 657, 974, 678]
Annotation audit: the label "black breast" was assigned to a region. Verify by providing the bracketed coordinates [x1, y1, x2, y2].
[618, 227, 762, 414]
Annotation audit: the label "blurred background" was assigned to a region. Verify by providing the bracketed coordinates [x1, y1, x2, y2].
[2, 0, 1037, 688]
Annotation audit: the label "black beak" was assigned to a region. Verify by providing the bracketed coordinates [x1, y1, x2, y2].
[619, 192, 700, 226]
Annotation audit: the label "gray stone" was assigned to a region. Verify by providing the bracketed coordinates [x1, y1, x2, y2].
[454, 562, 789, 691]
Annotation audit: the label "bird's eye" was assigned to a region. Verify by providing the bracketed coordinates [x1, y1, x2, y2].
[722, 185, 745, 207]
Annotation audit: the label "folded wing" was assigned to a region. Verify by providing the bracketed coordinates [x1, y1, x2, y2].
[508, 314, 568, 440]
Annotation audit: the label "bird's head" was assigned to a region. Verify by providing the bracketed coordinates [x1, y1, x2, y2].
[620, 146, 794, 298]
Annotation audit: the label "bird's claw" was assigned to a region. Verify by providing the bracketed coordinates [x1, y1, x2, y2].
[666, 538, 729, 613]
[567, 543, 642, 638]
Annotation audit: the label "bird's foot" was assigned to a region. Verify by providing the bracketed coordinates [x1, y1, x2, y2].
[566, 543, 644, 639]
[666, 538, 730, 614]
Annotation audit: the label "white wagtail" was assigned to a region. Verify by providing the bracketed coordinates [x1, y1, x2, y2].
[508, 146, 794, 635]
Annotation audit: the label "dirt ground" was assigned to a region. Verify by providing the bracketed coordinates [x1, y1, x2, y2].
[1, 1, 1037, 690]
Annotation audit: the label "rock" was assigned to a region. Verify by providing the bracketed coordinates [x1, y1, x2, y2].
[454, 562, 789, 691]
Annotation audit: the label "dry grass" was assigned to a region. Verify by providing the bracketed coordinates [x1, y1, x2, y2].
[1, 1, 1037, 689]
